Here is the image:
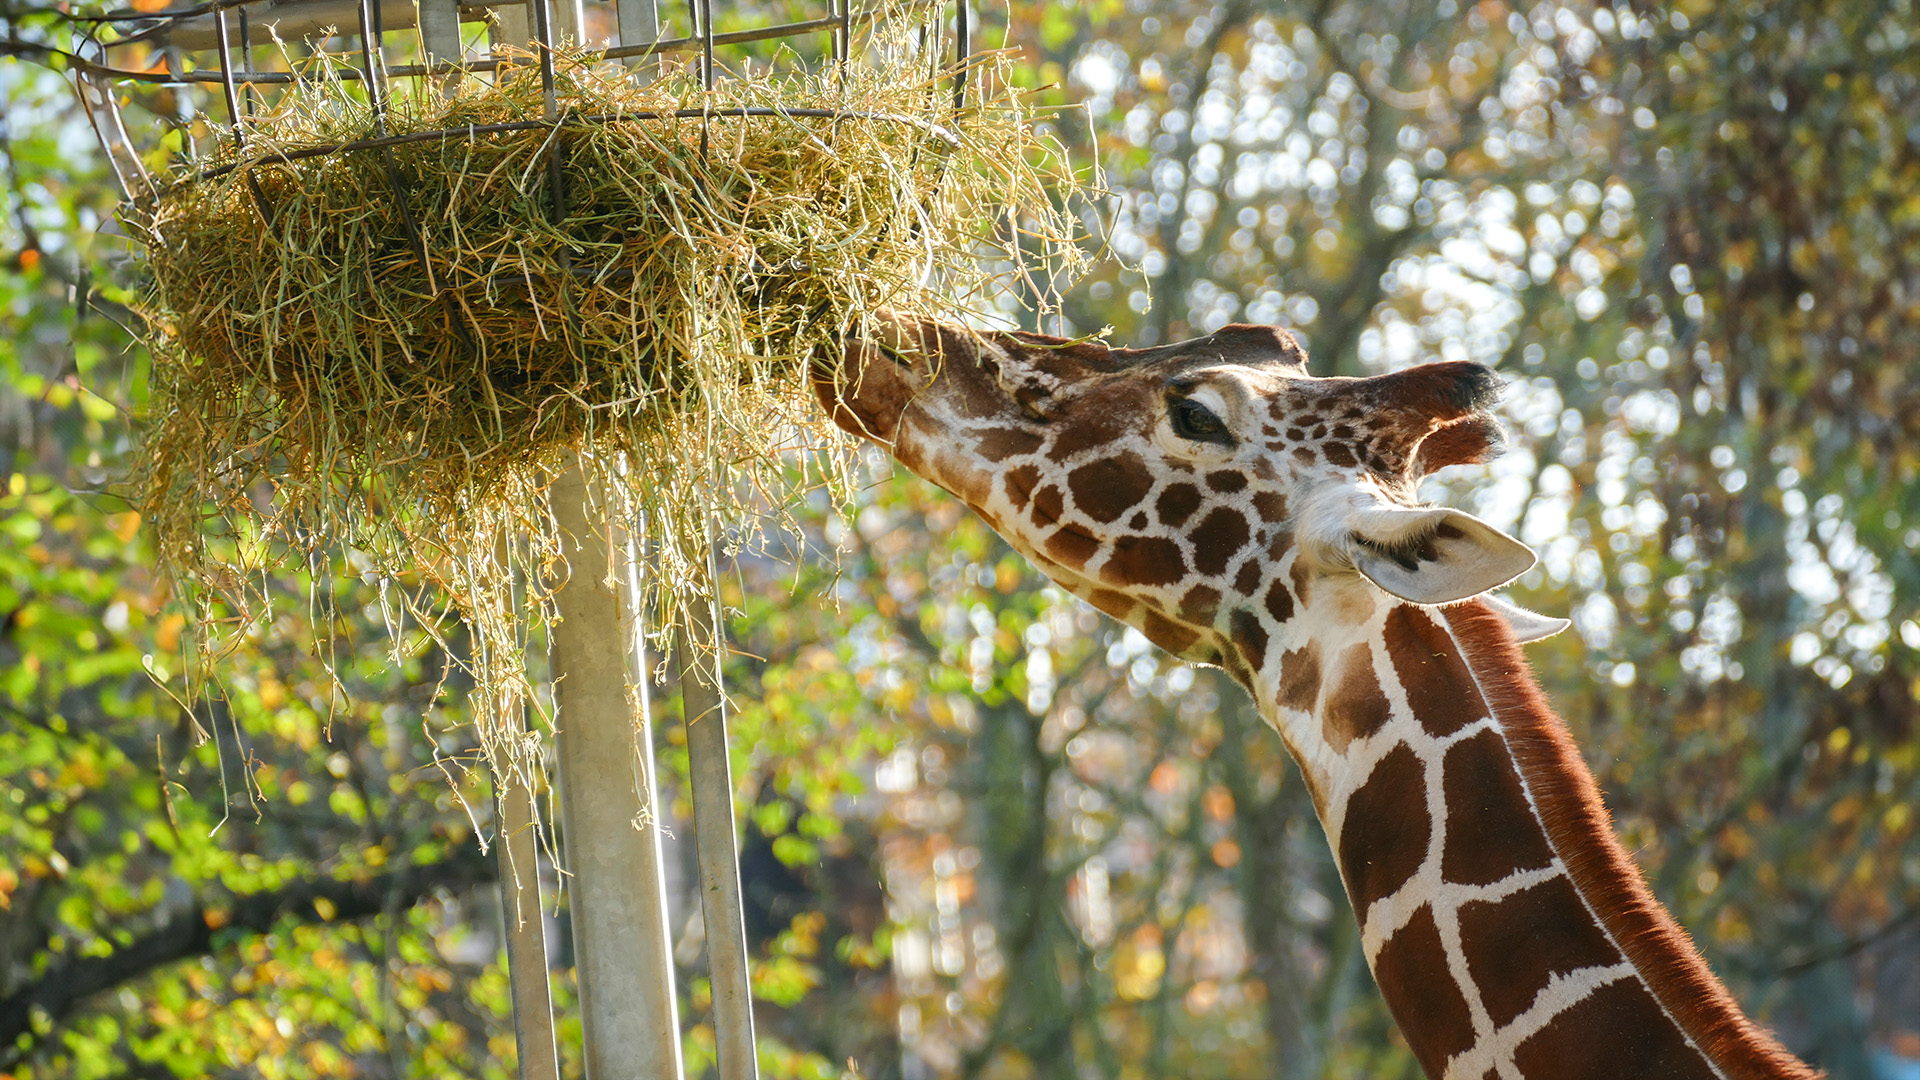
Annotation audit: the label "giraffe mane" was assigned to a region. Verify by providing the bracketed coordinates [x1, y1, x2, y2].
[1443, 600, 1822, 1080]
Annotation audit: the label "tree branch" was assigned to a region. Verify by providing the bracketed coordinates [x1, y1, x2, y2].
[0, 846, 495, 1063]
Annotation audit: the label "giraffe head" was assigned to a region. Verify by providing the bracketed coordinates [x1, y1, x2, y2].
[816, 316, 1556, 675]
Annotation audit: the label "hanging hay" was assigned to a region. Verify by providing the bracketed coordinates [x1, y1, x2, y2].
[128, 32, 1091, 793]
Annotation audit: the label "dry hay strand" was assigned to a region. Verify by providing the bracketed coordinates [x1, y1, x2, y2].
[129, 34, 1092, 797]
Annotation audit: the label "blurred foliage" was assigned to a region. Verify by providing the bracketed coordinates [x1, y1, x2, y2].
[3, 0, 1918, 1079]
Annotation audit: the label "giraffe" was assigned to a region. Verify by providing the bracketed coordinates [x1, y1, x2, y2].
[813, 317, 1820, 1080]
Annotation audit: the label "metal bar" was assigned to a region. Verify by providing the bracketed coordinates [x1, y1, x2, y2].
[87, 16, 851, 80]
[952, 0, 968, 110]
[72, 70, 143, 199]
[681, 548, 759, 1080]
[356, 0, 441, 294]
[212, 6, 245, 150]
[831, 0, 848, 68]
[355, 0, 389, 130]
[549, 466, 686, 1080]
[497, 766, 562, 1080]
[217, 11, 278, 225]
[180, 107, 958, 185]
[528, 0, 557, 118]
[697, 0, 711, 88]
[145, 0, 507, 50]
[237, 5, 257, 113]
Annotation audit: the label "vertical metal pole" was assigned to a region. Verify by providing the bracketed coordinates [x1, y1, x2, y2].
[497, 761, 562, 1080]
[550, 0, 585, 44]
[417, 0, 463, 95]
[550, 466, 685, 1080]
[613, 0, 660, 79]
[489, 0, 532, 61]
[680, 547, 759, 1080]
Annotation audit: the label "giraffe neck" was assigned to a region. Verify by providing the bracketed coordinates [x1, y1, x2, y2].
[1247, 586, 1814, 1080]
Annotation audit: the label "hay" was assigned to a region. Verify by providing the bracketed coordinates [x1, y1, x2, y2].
[129, 31, 1090, 794]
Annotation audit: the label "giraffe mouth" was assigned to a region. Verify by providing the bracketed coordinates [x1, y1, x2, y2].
[815, 336, 925, 445]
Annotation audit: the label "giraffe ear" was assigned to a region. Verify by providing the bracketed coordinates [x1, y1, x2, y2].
[1477, 593, 1572, 643]
[1347, 506, 1537, 606]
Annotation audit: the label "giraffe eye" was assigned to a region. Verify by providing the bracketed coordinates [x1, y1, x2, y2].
[1168, 396, 1231, 444]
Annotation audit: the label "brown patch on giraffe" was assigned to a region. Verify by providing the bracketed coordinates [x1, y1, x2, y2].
[1289, 559, 1313, 607]
[1440, 602, 1819, 1080]
[1044, 400, 1135, 460]
[1156, 483, 1204, 527]
[1441, 728, 1556, 886]
[1512, 978, 1720, 1080]
[1102, 536, 1187, 587]
[1230, 609, 1270, 670]
[1141, 611, 1200, 655]
[971, 426, 1045, 463]
[1191, 508, 1251, 576]
[1084, 587, 1136, 621]
[1206, 470, 1247, 493]
[1458, 875, 1624, 1029]
[1324, 442, 1358, 468]
[1233, 560, 1263, 597]
[1128, 511, 1148, 530]
[1370, 905, 1477, 1079]
[1384, 605, 1488, 738]
[1292, 447, 1316, 466]
[1043, 526, 1100, 570]
[1322, 643, 1389, 751]
[1003, 463, 1041, 509]
[1252, 491, 1287, 522]
[1276, 644, 1319, 712]
[1178, 585, 1221, 623]
[1336, 742, 1427, 920]
[1068, 452, 1154, 524]
[1264, 578, 1295, 624]
[1032, 483, 1065, 526]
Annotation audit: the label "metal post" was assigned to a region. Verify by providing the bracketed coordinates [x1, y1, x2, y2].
[489, 0, 531, 61]
[550, 466, 685, 1080]
[614, 0, 661, 79]
[417, 0, 462, 95]
[550, 0, 585, 44]
[680, 548, 759, 1080]
[497, 764, 562, 1080]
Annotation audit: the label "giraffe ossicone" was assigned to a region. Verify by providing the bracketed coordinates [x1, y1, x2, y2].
[815, 316, 1817, 1080]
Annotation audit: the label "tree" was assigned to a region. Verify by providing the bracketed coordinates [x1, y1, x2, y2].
[3, 0, 1916, 1077]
